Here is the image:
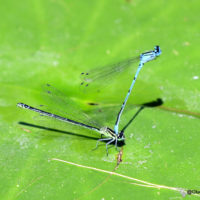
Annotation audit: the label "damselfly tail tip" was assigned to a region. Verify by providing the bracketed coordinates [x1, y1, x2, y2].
[17, 103, 25, 108]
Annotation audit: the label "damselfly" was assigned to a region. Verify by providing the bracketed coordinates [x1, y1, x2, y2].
[17, 84, 125, 155]
[17, 103, 125, 155]
[81, 46, 162, 134]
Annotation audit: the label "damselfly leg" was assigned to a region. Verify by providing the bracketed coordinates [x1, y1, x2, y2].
[106, 138, 116, 156]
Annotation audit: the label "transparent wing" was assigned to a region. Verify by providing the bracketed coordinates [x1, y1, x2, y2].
[80, 56, 140, 91]
[37, 83, 102, 129]
[33, 84, 128, 133]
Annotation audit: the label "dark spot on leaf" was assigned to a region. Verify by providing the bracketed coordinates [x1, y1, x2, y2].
[88, 102, 99, 106]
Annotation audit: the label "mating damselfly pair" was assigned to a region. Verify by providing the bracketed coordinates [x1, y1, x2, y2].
[17, 46, 161, 154]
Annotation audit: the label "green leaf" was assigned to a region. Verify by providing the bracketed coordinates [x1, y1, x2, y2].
[0, 0, 200, 200]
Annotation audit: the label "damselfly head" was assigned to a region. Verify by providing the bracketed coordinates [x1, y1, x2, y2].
[117, 130, 125, 141]
[154, 46, 161, 56]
